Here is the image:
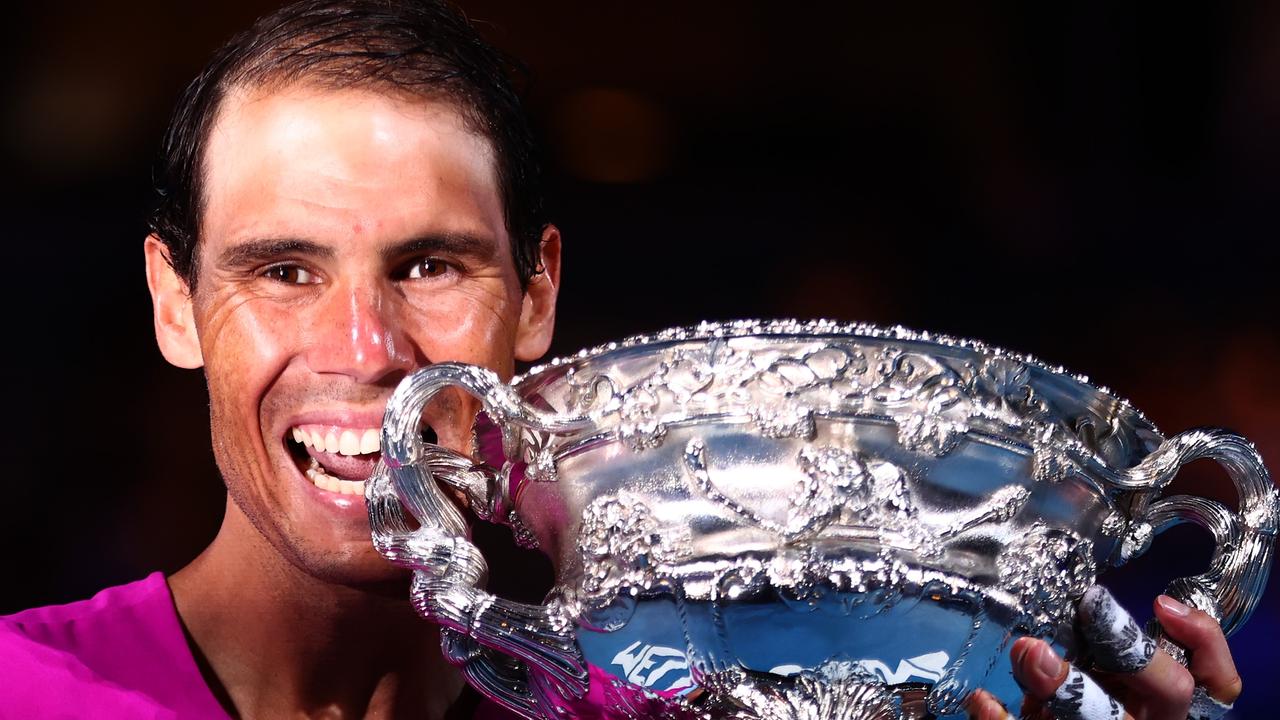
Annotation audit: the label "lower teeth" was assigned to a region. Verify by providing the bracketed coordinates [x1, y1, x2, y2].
[305, 458, 365, 496]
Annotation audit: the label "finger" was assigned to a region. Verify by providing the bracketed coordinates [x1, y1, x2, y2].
[1011, 637, 1129, 720]
[1154, 594, 1240, 720]
[1154, 594, 1242, 704]
[1074, 586, 1194, 717]
[963, 689, 1013, 720]
[1086, 648, 1193, 720]
[1077, 586, 1155, 673]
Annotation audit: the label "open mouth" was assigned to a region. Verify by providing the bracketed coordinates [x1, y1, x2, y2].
[286, 423, 438, 496]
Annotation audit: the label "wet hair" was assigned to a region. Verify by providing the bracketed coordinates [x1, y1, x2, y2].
[148, 0, 546, 291]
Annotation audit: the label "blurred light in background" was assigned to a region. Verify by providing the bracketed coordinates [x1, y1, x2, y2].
[552, 87, 673, 183]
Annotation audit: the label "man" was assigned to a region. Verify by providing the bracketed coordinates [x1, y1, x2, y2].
[0, 1, 1244, 718]
[3, 1, 555, 717]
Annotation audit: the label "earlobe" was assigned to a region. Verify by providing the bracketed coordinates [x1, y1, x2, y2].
[144, 235, 204, 369]
[514, 225, 562, 362]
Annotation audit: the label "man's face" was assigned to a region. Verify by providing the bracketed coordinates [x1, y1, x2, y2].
[146, 84, 558, 583]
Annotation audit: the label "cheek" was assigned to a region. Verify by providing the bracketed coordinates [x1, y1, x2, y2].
[199, 297, 300, 428]
[407, 284, 522, 372]
[404, 285, 523, 451]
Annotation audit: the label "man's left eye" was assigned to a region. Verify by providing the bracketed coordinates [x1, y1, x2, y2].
[406, 258, 451, 279]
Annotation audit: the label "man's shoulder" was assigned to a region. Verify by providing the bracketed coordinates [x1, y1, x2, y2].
[4, 572, 168, 635]
[0, 573, 229, 719]
[2, 573, 185, 678]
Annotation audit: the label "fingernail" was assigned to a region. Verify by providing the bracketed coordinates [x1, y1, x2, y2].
[1158, 594, 1192, 616]
[1011, 638, 1030, 667]
[1033, 641, 1064, 681]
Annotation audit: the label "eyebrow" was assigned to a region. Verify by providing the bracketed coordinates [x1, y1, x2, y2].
[217, 238, 334, 268]
[380, 233, 499, 263]
[216, 233, 499, 269]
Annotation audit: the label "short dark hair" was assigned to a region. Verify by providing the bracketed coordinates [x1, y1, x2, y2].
[148, 0, 546, 291]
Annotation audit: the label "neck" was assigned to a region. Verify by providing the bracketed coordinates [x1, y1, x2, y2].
[170, 500, 463, 720]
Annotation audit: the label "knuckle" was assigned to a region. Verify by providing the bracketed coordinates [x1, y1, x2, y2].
[1170, 667, 1196, 705]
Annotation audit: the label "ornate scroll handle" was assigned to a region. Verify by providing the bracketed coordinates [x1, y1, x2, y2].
[382, 362, 594, 473]
[369, 363, 592, 718]
[1099, 428, 1278, 641]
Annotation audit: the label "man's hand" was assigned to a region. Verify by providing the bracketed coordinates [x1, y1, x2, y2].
[964, 586, 1241, 720]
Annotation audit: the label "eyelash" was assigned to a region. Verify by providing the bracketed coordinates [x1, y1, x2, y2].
[261, 263, 320, 285]
[402, 257, 456, 280]
[257, 258, 459, 284]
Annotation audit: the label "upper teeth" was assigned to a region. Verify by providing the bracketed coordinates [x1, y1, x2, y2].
[291, 426, 380, 456]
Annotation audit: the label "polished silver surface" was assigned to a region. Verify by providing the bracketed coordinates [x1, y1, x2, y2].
[367, 319, 1278, 719]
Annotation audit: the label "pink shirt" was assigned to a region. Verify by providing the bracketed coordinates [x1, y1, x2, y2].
[2, 574, 513, 719]
[0, 573, 228, 718]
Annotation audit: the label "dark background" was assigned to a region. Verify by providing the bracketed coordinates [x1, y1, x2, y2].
[4, 1, 1277, 715]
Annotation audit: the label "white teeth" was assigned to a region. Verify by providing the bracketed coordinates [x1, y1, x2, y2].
[299, 440, 369, 496]
[305, 462, 366, 495]
[291, 425, 381, 456]
[339, 430, 360, 455]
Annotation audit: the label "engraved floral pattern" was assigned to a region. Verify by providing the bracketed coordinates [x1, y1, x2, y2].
[519, 426, 559, 483]
[557, 333, 1079, 461]
[997, 523, 1097, 633]
[716, 661, 898, 720]
[578, 493, 690, 601]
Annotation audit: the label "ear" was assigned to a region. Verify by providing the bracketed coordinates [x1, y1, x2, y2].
[514, 225, 561, 362]
[144, 235, 204, 369]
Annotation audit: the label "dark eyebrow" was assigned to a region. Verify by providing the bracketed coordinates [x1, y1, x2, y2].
[381, 233, 499, 263]
[217, 238, 335, 268]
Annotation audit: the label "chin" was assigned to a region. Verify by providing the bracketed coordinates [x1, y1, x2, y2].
[290, 542, 413, 589]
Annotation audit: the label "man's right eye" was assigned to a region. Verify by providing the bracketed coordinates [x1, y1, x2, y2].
[262, 264, 320, 285]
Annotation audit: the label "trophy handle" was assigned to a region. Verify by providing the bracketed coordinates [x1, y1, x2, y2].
[369, 363, 592, 717]
[1110, 428, 1278, 650]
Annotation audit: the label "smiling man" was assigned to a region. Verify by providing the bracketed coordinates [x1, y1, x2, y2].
[1, 1, 555, 717]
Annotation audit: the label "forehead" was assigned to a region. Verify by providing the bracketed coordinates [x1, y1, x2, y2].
[200, 83, 505, 253]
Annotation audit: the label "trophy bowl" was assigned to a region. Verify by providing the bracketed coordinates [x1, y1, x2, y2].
[367, 320, 1277, 719]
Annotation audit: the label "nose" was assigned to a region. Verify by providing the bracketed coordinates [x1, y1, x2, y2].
[304, 281, 415, 384]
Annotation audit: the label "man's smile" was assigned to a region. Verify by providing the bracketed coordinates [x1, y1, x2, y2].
[293, 426, 381, 456]
[290, 424, 382, 496]
[284, 418, 441, 498]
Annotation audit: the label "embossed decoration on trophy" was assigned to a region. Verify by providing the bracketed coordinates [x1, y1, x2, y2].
[367, 319, 1279, 720]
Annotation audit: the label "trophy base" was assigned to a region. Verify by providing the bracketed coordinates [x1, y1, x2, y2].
[702, 670, 933, 720]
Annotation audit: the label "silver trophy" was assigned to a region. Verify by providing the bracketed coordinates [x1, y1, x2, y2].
[367, 320, 1278, 719]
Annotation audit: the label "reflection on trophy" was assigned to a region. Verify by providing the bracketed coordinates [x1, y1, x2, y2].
[367, 320, 1278, 719]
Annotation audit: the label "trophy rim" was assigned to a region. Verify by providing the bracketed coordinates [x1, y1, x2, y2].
[516, 318, 1161, 439]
